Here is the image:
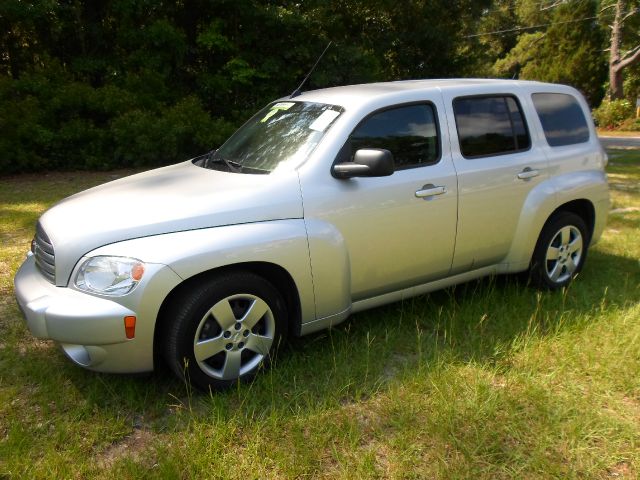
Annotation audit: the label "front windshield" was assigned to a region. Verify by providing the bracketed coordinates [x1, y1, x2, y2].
[197, 101, 343, 173]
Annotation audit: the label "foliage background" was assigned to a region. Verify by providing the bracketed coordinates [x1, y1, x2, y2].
[0, 0, 637, 173]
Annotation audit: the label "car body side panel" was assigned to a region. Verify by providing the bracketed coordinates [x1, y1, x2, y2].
[301, 167, 458, 301]
[299, 90, 458, 301]
[498, 85, 609, 271]
[525, 84, 610, 245]
[502, 169, 610, 271]
[303, 219, 351, 319]
[86, 220, 317, 326]
[440, 85, 551, 274]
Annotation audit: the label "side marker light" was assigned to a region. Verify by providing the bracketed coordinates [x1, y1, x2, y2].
[124, 316, 136, 339]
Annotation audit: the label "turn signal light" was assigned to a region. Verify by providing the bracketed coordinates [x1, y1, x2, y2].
[124, 316, 136, 339]
[131, 263, 145, 281]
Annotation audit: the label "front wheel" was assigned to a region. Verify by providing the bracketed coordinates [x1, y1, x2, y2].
[163, 272, 287, 391]
[529, 212, 589, 289]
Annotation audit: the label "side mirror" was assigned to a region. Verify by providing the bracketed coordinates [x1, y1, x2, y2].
[332, 149, 395, 179]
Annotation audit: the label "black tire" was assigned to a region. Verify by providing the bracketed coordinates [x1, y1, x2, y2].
[163, 271, 287, 391]
[529, 211, 589, 290]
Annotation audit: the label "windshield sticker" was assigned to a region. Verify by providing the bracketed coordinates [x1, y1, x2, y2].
[273, 102, 294, 110]
[309, 110, 340, 132]
[260, 102, 295, 123]
[260, 110, 278, 123]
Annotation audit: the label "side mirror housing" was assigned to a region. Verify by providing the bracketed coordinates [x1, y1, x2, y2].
[332, 149, 395, 179]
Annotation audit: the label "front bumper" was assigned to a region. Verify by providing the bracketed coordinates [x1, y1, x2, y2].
[14, 254, 182, 373]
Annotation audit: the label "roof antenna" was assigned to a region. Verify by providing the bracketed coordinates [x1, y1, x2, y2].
[290, 41, 332, 98]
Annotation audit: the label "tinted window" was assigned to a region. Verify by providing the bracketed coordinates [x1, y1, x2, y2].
[506, 97, 529, 150]
[348, 104, 439, 169]
[532, 93, 589, 147]
[453, 96, 531, 158]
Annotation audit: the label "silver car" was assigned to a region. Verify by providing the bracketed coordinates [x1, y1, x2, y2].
[14, 79, 609, 390]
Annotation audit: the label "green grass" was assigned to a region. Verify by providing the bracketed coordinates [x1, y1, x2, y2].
[0, 156, 639, 479]
[597, 129, 640, 137]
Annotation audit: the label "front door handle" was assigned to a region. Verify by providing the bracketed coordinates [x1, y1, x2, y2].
[415, 184, 447, 198]
[517, 167, 540, 180]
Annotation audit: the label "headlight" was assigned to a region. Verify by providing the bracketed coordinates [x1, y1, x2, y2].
[75, 256, 145, 296]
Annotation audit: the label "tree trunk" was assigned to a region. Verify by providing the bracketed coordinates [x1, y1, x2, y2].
[610, 66, 624, 100]
[608, 0, 640, 100]
[609, 0, 625, 99]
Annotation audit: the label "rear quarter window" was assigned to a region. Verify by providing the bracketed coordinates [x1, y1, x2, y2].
[531, 93, 590, 147]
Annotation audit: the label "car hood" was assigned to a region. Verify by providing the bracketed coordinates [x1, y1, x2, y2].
[39, 160, 303, 285]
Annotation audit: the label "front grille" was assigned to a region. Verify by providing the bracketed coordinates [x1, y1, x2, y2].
[33, 223, 56, 284]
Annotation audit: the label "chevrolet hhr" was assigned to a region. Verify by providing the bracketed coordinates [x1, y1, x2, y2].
[14, 79, 609, 390]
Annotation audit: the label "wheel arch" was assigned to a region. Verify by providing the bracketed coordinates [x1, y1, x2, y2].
[528, 199, 596, 269]
[528, 209, 590, 289]
[153, 261, 302, 368]
[547, 198, 595, 243]
[503, 195, 597, 273]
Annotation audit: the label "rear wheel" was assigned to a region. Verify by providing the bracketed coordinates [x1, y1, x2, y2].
[530, 212, 589, 289]
[164, 271, 287, 391]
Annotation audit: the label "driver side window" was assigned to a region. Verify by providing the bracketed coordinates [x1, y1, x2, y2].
[347, 103, 440, 170]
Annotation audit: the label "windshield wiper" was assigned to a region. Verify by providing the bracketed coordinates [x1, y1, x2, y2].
[205, 150, 242, 173]
[239, 165, 270, 175]
[203, 150, 271, 174]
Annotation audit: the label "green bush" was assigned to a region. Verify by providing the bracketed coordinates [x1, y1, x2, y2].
[0, 73, 234, 173]
[110, 96, 234, 168]
[592, 99, 635, 129]
[618, 117, 640, 131]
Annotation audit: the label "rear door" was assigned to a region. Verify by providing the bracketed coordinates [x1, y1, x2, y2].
[441, 88, 549, 273]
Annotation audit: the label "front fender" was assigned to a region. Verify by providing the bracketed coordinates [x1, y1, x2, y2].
[87, 220, 317, 325]
[304, 219, 351, 320]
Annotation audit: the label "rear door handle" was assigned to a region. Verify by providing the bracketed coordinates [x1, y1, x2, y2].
[415, 185, 447, 198]
[517, 168, 539, 180]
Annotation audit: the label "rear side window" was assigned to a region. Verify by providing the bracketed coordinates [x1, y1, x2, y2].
[348, 103, 439, 169]
[532, 93, 589, 147]
[453, 95, 531, 158]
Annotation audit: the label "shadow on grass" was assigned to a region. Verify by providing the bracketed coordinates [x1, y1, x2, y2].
[4, 246, 634, 434]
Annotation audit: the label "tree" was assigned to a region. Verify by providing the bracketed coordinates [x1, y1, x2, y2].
[604, 0, 640, 99]
[492, 0, 607, 104]
[472, 1, 521, 76]
[0, 0, 618, 173]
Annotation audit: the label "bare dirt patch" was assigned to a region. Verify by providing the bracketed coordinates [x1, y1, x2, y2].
[607, 460, 635, 478]
[96, 427, 158, 470]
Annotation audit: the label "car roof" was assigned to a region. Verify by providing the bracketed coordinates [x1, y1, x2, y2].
[290, 78, 556, 109]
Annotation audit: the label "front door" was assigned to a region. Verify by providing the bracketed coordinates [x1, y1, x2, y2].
[302, 99, 458, 301]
